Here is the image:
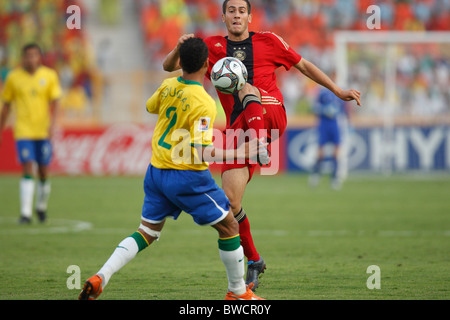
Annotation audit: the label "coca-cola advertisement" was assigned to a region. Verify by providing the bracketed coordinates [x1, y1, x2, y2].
[51, 124, 154, 176]
[0, 124, 155, 176]
[0, 123, 287, 176]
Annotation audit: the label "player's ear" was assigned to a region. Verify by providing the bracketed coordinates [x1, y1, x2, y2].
[222, 13, 226, 23]
[248, 13, 252, 24]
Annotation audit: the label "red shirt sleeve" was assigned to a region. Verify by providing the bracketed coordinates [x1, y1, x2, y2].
[262, 32, 302, 71]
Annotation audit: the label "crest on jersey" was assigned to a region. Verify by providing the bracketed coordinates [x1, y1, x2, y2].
[233, 50, 246, 61]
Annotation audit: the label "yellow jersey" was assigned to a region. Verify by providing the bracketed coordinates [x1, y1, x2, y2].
[1, 66, 62, 140]
[146, 77, 216, 171]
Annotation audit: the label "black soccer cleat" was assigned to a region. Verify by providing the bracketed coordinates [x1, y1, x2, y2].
[18, 216, 31, 225]
[245, 257, 266, 291]
[36, 210, 47, 223]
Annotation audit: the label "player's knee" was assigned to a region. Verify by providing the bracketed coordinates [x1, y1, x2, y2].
[214, 211, 239, 238]
[224, 192, 241, 213]
[226, 215, 239, 234]
[238, 83, 261, 102]
[138, 223, 161, 244]
[22, 162, 34, 176]
[222, 188, 244, 215]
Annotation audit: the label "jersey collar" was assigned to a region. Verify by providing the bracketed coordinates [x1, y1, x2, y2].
[177, 76, 202, 87]
[225, 31, 255, 44]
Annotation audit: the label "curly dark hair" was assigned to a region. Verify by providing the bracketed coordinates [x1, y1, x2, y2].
[179, 37, 209, 74]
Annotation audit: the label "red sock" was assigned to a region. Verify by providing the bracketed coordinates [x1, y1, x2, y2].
[242, 96, 266, 140]
[235, 209, 260, 262]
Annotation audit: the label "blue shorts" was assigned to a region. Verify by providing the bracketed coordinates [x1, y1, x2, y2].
[318, 120, 341, 146]
[141, 165, 230, 226]
[16, 140, 53, 166]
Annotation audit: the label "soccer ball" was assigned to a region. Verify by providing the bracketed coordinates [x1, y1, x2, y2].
[211, 57, 248, 94]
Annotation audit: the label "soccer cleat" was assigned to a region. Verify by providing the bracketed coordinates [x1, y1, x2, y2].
[79, 274, 103, 300]
[36, 210, 47, 223]
[308, 174, 320, 187]
[18, 216, 31, 225]
[331, 178, 342, 190]
[225, 285, 265, 300]
[245, 257, 266, 291]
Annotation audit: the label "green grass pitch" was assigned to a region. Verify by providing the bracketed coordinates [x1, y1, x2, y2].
[0, 173, 449, 300]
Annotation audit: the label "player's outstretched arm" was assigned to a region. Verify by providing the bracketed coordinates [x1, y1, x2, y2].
[162, 34, 195, 72]
[295, 58, 361, 107]
[195, 138, 267, 163]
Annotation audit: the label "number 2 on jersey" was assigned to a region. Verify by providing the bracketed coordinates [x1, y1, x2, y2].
[158, 107, 177, 150]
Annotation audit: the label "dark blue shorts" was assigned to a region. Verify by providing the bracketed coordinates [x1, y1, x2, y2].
[15, 140, 53, 165]
[141, 165, 230, 226]
[318, 120, 341, 146]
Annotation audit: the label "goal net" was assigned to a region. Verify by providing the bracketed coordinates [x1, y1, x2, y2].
[334, 31, 450, 175]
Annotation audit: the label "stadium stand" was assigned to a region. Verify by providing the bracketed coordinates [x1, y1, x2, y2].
[0, 0, 448, 122]
[137, 0, 449, 118]
[0, 0, 98, 124]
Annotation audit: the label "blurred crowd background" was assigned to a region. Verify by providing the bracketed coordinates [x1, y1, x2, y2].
[0, 0, 449, 126]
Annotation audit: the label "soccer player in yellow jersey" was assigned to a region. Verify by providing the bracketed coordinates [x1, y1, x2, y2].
[0, 44, 62, 224]
[79, 38, 265, 300]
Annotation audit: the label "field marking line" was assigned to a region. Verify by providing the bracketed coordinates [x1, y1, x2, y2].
[0, 217, 93, 235]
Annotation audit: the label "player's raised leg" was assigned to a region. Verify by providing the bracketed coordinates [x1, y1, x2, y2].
[238, 83, 269, 165]
[239, 84, 263, 137]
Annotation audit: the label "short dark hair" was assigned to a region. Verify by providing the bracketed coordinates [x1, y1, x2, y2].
[179, 37, 209, 74]
[22, 43, 42, 56]
[222, 0, 252, 14]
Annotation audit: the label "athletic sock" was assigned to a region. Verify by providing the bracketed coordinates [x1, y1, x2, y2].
[36, 180, 51, 212]
[98, 232, 149, 288]
[234, 208, 260, 262]
[242, 95, 266, 140]
[313, 159, 322, 175]
[20, 177, 35, 219]
[331, 157, 338, 180]
[218, 235, 246, 295]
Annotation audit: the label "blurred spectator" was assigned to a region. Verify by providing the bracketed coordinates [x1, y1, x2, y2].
[0, 0, 96, 122]
[137, 0, 449, 119]
[1, 0, 448, 122]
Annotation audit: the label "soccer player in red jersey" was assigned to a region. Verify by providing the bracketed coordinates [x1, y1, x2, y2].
[163, 0, 361, 291]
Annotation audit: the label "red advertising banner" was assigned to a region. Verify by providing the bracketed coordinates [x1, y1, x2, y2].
[0, 128, 20, 173]
[0, 124, 154, 176]
[1, 125, 287, 176]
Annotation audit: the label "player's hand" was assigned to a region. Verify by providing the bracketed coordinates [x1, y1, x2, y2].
[337, 89, 361, 107]
[242, 138, 269, 162]
[176, 34, 195, 51]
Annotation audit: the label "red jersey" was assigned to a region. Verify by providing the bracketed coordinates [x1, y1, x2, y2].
[204, 31, 302, 127]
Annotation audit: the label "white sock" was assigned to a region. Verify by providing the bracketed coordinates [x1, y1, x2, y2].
[20, 178, 35, 218]
[36, 180, 51, 212]
[98, 237, 139, 288]
[219, 246, 246, 295]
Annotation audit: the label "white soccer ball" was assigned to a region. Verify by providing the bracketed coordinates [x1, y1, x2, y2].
[211, 57, 248, 95]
